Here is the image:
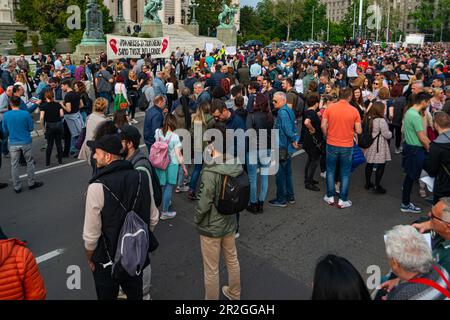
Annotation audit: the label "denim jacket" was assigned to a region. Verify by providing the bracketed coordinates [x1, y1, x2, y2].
[275, 105, 298, 153]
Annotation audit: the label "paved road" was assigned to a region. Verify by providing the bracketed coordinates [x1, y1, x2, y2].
[0, 113, 431, 300]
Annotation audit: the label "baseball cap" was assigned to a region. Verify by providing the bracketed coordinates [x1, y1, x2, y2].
[87, 134, 123, 156]
[120, 125, 141, 143]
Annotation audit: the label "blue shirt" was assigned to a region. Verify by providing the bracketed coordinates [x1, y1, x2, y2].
[153, 77, 167, 98]
[144, 106, 164, 147]
[275, 105, 298, 152]
[2, 109, 33, 145]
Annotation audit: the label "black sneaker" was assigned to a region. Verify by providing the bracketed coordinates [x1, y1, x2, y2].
[257, 201, 264, 213]
[305, 183, 320, 192]
[364, 182, 374, 190]
[373, 186, 386, 194]
[29, 181, 44, 190]
[246, 203, 259, 214]
[311, 179, 319, 185]
[0, 182, 8, 189]
[14, 188, 22, 194]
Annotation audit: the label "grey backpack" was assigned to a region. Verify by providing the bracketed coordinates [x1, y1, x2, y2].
[100, 172, 150, 278]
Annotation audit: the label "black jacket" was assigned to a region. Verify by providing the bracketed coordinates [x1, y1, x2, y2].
[424, 131, 450, 199]
[89, 160, 151, 266]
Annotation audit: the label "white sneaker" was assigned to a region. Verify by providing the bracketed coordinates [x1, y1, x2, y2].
[131, 119, 138, 124]
[337, 199, 352, 209]
[320, 171, 327, 179]
[323, 195, 335, 206]
[160, 211, 177, 220]
[235, 232, 240, 239]
[394, 147, 401, 154]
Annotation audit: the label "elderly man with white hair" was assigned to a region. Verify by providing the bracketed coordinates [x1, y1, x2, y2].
[380, 225, 450, 300]
[268, 91, 299, 208]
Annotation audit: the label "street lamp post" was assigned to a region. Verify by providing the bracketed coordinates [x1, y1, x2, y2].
[358, 0, 363, 38]
[190, 0, 199, 25]
[311, 6, 314, 41]
[117, 0, 124, 22]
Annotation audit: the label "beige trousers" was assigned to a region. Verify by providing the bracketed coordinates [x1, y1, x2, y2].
[200, 233, 241, 300]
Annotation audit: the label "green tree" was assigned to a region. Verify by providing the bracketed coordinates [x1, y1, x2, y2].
[297, 0, 327, 41]
[274, 0, 303, 41]
[16, 0, 113, 43]
[195, 0, 232, 36]
[410, 0, 450, 41]
[240, 5, 261, 37]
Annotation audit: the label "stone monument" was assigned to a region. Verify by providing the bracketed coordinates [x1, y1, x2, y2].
[73, 0, 106, 62]
[139, 0, 163, 38]
[183, 0, 199, 37]
[113, 0, 127, 36]
[216, 0, 237, 46]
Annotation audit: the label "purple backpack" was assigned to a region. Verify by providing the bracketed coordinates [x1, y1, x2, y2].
[149, 131, 173, 170]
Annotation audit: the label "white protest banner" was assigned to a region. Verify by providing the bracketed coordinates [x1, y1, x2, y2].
[225, 46, 236, 55]
[205, 43, 214, 53]
[106, 35, 170, 59]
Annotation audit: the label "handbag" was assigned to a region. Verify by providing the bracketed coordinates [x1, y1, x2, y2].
[351, 143, 366, 172]
[114, 84, 128, 111]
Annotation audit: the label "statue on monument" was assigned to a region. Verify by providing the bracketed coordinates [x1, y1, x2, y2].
[83, 0, 104, 41]
[143, 0, 163, 24]
[218, 0, 238, 28]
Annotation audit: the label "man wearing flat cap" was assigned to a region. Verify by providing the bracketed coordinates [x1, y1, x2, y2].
[82, 133, 152, 300]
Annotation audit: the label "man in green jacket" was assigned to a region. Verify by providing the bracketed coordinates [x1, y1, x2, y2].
[194, 122, 242, 300]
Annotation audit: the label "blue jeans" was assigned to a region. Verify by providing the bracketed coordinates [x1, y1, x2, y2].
[189, 164, 203, 192]
[275, 157, 294, 203]
[326, 144, 353, 201]
[162, 184, 175, 212]
[247, 150, 271, 203]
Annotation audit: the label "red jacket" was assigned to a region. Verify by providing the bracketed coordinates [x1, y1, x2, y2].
[0, 239, 46, 300]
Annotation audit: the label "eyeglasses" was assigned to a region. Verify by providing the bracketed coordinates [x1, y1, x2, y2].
[430, 211, 450, 224]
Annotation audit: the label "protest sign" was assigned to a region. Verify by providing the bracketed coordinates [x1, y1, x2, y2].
[106, 35, 170, 59]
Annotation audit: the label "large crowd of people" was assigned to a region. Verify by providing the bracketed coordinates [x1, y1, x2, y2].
[0, 39, 449, 300]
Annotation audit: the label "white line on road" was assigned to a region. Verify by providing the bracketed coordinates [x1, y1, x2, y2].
[36, 249, 65, 264]
[19, 145, 304, 179]
[19, 160, 86, 179]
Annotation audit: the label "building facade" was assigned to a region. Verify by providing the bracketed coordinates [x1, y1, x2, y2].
[320, 0, 421, 35]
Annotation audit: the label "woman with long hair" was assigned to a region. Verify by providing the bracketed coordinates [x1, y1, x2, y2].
[351, 87, 365, 119]
[312, 254, 371, 300]
[154, 114, 188, 220]
[246, 93, 274, 213]
[187, 102, 215, 200]
[363, 101, 392, 194]
[166, 74, 179, 112]
[74, 80, 91, 120]
[78, 98, 108, 173]
[361, 78, 373, 103]
[113, 109, 128, 132]
[39, 90, 64, 167]
[113, 75, 130, 112]
[126, 70, 139, 123]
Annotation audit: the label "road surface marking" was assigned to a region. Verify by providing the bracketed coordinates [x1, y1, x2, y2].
[36, 249, 65, 264]
[19, 146, 304, 179]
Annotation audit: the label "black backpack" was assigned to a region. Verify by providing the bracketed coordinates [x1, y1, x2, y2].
[138, 92, 149, 111]
[216, 172, 250, 215]
[358, 117, 380, 149]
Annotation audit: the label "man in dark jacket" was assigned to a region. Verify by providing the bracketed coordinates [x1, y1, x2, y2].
[424, 112, 450, 204]
[237, 63, 250, 90]
[120, 125, 159, 300]
[143, 95, 165, 152]
[210, 63, 226, 91]
[1, 63, 14, 91]
[83, 134, 152, 300]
